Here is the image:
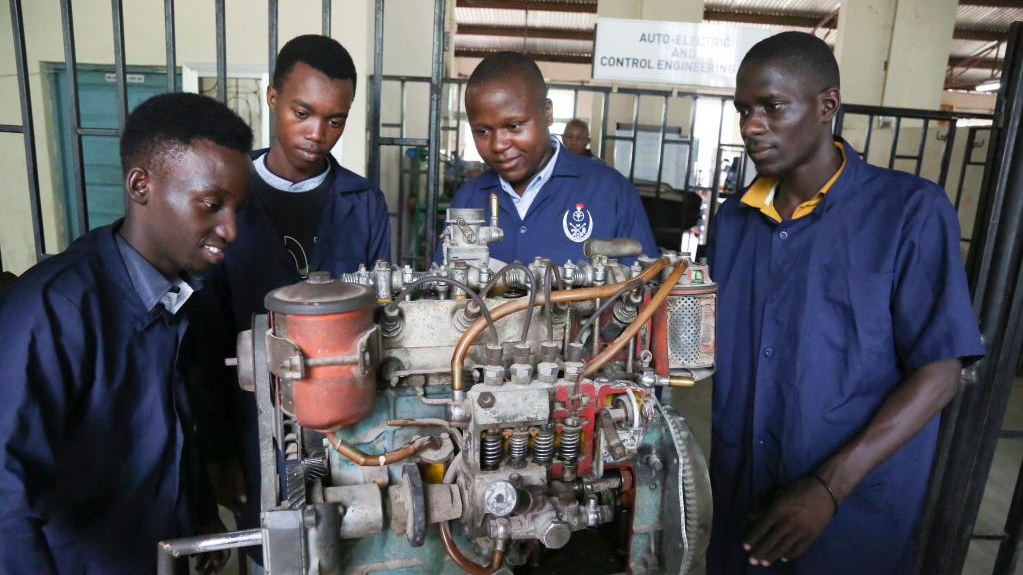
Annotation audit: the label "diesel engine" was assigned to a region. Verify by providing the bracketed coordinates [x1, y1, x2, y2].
[159, 194, 716, 575]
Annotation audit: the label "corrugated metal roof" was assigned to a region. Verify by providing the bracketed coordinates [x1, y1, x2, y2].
[455, 34, 593, 54]
[705, 0, 839, 17]
[956, 5, 1022, 30]
[455, 7, 596, 29]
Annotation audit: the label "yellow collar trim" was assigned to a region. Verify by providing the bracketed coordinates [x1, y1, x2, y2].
[741, 142, 847, 223]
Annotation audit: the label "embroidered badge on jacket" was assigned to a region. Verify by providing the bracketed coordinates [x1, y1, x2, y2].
[563, 203, 593, 243]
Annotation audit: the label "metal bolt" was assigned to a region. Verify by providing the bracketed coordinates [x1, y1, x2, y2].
[649, 483, 658, 490]
[478, 391, 496, 408]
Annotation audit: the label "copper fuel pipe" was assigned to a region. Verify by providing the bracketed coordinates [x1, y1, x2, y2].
[450, 256, 671, 392]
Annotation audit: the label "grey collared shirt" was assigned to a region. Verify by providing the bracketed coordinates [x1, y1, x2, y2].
[114, 233, 195, 315]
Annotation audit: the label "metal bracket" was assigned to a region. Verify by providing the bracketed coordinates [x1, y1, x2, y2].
[598, 409, 628, 460]
[265, 325, 380, 381]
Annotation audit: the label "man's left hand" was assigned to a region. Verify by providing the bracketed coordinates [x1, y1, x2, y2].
[743, 476, 836, 567]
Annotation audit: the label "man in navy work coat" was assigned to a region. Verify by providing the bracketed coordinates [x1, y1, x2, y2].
[194, 35, 390, 567]
[707, 32, 985, 574]
[0, 93, 252, 575]
[438, 51, 657, 266]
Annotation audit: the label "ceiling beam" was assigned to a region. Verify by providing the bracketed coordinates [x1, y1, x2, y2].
[703, 9, 826, 29]
[954, 28, 1010, 42]
[958, 0, 1023, 7]
[455, 48, 592, 64]
[456, 24, 595, 41]
[455, 0, 597, 13]
[949, 55, 1004, 70]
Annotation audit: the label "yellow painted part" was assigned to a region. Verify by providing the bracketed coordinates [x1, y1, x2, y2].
[423, 462, 446, 484]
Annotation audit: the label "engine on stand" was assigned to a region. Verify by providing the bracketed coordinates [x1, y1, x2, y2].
[161, 194, 717, 575]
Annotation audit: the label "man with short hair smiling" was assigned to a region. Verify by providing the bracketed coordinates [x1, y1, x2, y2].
[440, 51, 657, 266]
[0, 92, 252, 575]
[708, 32, 985, 574]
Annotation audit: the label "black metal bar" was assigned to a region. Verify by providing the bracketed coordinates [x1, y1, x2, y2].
[268, 0, 278, 82]
[598, 92, 609, 160]
[653, 95, 668, 201]
[888, 116, 902, 170]
[322, 0, 331, 36]
[368, 0, 385, 188]
[380, 137, 429, 147]
[0, 124, 22, 133]
[1001, 429, 1023, 439]
[918, 22, 1023, 575]
[215, 0, 226, 104]
[705, 99, 727, 243]
[937, 120, 958, 189]
[841, 103, 994, 122]
[915, 119, 929, 176]
[9, 0, 45, 258]
[955, 128, 978, 210]
[683, 96, 697, 191]
[59, 0, 89, 236]
[863, 115, 875, 160]
[454, 82, 463, 165]
[110, 0, 128, 130]
[394, 79, 409, 262]
[993, 452, 1023, 574]
[627, 95, 640, 182]
[164, 0, 176, 93]
[399, 80, 407, 138]
[424, 0, 446, 264]
[833, 107, 845, 136]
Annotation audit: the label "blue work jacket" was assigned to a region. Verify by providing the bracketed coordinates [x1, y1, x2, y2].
[438, 149, 658, 265]
[224, 149, 391, 324]
[706, 140, 985, 574]
[0, 225, 213, 575]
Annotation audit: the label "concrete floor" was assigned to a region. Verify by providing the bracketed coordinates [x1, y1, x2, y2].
[665, 377, 1023, 575]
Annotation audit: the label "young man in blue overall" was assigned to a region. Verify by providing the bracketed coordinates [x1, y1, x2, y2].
[195, 35, 391, 569]
[440, 51, 657, 265]
[0, 93, 252, 575]
[708, 32, 985, 574]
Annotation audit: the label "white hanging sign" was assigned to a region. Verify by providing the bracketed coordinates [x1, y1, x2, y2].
[592, 18, 773, 88]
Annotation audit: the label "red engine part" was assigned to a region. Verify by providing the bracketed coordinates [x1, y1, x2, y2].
[549, 380, 649, 478]
[265, 272, 378, 431]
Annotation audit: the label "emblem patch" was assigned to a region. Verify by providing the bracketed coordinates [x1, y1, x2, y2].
[562, 203, 594, 243]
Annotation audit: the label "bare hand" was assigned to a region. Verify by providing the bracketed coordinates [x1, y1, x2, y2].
[743, 476, 836, 567]
[194, 518, 231, 574]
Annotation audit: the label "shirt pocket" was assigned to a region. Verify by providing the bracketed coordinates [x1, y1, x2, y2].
[816, 264, 895, 355]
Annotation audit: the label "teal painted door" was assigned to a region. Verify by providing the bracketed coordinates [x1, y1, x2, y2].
[48, 64, 180, 242]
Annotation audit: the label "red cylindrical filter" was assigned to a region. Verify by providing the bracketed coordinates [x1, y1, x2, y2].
[264, 272, 378, 430]
[650, 261, 717, 379]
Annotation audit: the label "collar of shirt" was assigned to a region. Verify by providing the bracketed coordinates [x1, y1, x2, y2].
[497, 136, 562, 220]
[741, 141, 847, 223]
[114, 233, 196, 315]
[254, 151, 332, 193]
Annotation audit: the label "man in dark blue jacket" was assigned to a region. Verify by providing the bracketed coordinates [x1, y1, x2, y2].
[439, 51, 657, 266]
[195, 35, 391, 566]
[0, 93, 252, 574]
[708, 32, 985, 574]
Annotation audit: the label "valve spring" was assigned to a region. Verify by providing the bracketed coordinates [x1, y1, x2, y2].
[560, 423, 582, 463]
[509, 430, 530, 462]
[481, 431, 504, 470]
[533, 426, 555, 465]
